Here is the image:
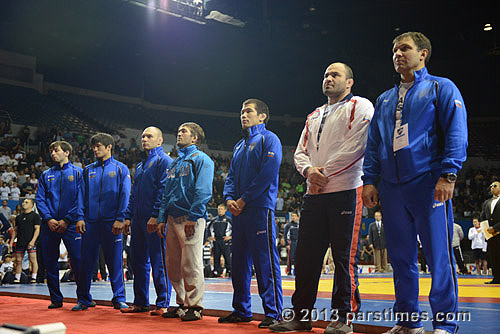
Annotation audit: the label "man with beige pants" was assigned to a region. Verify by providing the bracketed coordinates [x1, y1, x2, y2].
[368, 211, 387, 273]
[157, 122, 214, 321]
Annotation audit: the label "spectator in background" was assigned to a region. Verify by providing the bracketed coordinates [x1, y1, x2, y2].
[0, 182, 10, 201]
[283, 212, 299, 275]
[207, 204, 232, 278]
[368, 211, 387, 273]
[480, 181, 500, 284]
[452, 222, 468, 274]
[21, 176, 34, 196]
[0, 200, 11, 220]
[10, 182, 20, 202]
[2, 166, 16, 184]
[17, 169, 27, 185]
[468, 217, 488, 275]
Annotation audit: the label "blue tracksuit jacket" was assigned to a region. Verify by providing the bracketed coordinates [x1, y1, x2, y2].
[362, 67, 467, 184]
[35, 161, 84, 304]
[157, 145, 214, 223]
[79, 156, 131, 223]
[125, 146, 172, 220]
[223, 123, 282, 209]
[36, 161, 83, 224]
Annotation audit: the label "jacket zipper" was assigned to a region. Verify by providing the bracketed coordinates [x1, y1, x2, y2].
[57, 168, 63, 218]
[97, 165, 104, 219]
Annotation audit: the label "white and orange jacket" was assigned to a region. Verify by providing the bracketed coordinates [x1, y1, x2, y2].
[294, 94, 374, 194]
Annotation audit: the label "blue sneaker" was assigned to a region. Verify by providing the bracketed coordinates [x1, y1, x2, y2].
[72, 303, 89, 311]
[113, 301, 129, 310]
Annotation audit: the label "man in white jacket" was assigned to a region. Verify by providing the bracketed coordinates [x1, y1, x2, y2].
[270, 62, 374, 334]
[468, 217, 487, 275]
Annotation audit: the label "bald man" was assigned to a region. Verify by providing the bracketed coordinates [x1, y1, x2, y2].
[122, 127, 173, 314]
[271, 62, 374, 334]
[481, 181, 500, 284]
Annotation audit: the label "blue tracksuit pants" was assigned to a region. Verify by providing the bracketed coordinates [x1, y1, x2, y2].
[41, 223, 82, 303]
[231, 207, 282, 319]
[77, 221, 126, 305]
[379, 171, 458, 333]
[130, 217, 171, 307]
[292, 187, 363, 324]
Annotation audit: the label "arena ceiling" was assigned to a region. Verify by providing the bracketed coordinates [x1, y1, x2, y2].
[0, 0, 498, 118]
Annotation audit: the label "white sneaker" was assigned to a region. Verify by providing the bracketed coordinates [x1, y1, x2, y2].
[433, 329, 451, 334]
[382, 325, 425, 334]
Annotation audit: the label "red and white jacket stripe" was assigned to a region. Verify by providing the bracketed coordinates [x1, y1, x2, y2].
[294, 96, 374, 194]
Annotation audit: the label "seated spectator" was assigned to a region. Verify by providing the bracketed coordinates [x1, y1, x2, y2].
[0, 200, 11, 220]
[10, 182, 20, 201]
[16, 169, 27, 185]
[0, 182, 10, 201]
[21, 176, 34, 196]
[2, 166, 16, 184]
[0, 253, 15, 284]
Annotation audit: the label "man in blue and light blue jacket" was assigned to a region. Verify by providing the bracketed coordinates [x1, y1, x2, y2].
[36, 141, 83, 309]
[362, 32, 467, 334]
[121, 126, 173, 315]
[74, 133, 131, 311]
[157, 122, 214, 322]
[219, 99, 283, 328]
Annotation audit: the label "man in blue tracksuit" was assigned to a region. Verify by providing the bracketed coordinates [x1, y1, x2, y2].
[157, 122, 214, 322]
[219, 98, 283, 328]
[74, 133, 131, 311]
[122, 126, 173, 315]
[362, 32, 467, 334]
[36, 141, 84, 309]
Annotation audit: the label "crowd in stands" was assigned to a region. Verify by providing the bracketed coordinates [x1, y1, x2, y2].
[0, 120, 499, 282]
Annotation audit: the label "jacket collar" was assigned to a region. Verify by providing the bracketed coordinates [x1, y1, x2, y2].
[246, 123, 266, 138]
[54, 161, 71, 170]
[178, 144, 197, 158]
[394, 66, 428, 88]
[97, 156, 114, 166]
[148, 146, 163, 158]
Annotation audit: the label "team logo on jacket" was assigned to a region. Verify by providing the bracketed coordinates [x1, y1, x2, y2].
[249, 143, 257, 151]
[267, 151, 275, 158]
[68, 175, 74, 182]
[47, 175, 55, 182]
[109, 171, 116, 178]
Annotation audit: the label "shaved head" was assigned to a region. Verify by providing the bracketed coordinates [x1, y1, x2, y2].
[142, 126, 164, 151]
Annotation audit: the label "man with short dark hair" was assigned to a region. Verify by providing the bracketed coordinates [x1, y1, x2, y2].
[207, 204, 232, 277]
[271, 62, 373, 334]
[220, 98, 283, 328]
[362, 32, 468, 334]
[482, 181, 500, 284]
[10, 198, 40, 283]
[121, 126, 173, 315]
[36, 140, 84, 309]
[74, 133, 131, 311]
[283, 212, 299, 275]
[368, 211, 387, 273]
[157, 122, 214, 321]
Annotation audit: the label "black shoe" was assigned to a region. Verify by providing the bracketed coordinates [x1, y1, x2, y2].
[162, 305, 185, 318]
[181, 307, 203, 321]
[48, 302, 63, 309]
[218, 313, 253, 323]
[258, 316, 279, 328]
[485, 280, 500, 284]
[269, 318, 312, 332]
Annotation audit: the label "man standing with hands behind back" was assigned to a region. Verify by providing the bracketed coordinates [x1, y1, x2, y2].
[481, 181, 500, 284]
[362, 32, 467, 334]
[122, 126, 173, 315]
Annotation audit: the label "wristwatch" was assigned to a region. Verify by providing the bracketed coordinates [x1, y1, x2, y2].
[440, 173, 457, 183]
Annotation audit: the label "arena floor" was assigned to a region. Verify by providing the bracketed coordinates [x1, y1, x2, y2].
[0, 273, 499, 333]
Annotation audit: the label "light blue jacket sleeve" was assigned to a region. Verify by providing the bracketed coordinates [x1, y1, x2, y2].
[187, 155, 214, 222]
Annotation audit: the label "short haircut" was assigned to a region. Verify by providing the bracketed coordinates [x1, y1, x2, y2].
[49, 141, 73, 155]
[90, 133, 114, 149]
[342, 63, 354, 80]
[179, 122, 205, 145]
[4, 253, 12, 259]
[393, 31, 432, 64]
[217, 203, 226, 209]
[242, 98, 270, 124]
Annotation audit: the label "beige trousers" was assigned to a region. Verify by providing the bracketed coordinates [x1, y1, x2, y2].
[166, 216, 205, 308]
[374, 248, 387, 272]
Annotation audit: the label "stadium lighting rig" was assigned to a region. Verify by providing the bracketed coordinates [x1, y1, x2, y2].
[122, 0, 245, 27]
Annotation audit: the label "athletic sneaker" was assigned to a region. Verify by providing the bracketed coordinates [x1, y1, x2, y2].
[433, 330, 452, 334]
[48, 302, 63, 309]
[113, 301, 129, 310]
[258, 316, 279, 328]
[162, 305, 186, 318]
[89, 301, 97, 307]
[324, 320, 353, 334]
[150, 307, 167, 316]
[269, 318, 313, 332]
[181, 307, 203, 321]
[382, 325, 425, 334]
[71, 303, 89, 311]
[218, 313, 253, 323]
[121, 305, 149, 313]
